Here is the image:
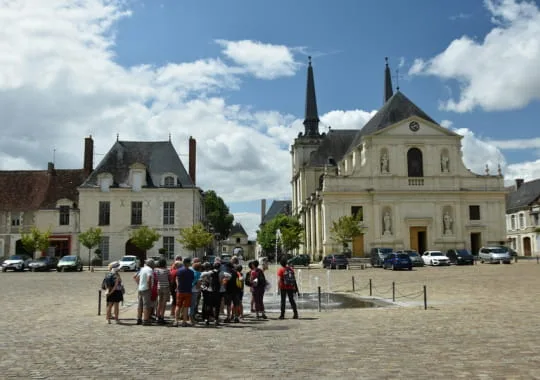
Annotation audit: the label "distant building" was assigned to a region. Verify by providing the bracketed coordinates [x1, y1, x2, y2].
[506, 178, 540, 256]
[221, 222, 255, 259]
[78, 136, 204, 264]
[257, 199, 292, 258]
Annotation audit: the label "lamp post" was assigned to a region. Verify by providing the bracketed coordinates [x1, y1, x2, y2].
[275, 228, 282, 267]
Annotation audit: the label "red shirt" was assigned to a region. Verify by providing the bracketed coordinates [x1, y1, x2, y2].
[277, 266, 296, 290]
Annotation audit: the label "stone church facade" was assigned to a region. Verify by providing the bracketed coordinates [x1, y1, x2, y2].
[291, 58, 507, 258]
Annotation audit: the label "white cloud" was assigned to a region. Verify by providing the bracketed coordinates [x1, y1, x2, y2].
[449, 13, 472, 21]
[409, 0, 540, 112]
[232, 212, 262, 240]
[440, 119, 454, 128]
[321, 109, 377, 131]
[505, 159, 540, 182]
[455, 128, 507, 174]
[216, 39, 300, 80]
[488, 137, 540, 149]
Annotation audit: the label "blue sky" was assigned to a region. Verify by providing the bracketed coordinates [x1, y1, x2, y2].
[1, 0, 540, 239]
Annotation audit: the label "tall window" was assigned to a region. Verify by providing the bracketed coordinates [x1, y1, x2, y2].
[163, 202, 175, 225]
[11, 217, 20, 226]
[469, 205, 481, 221]
[164, 176, 175, 187]
[407, 148, 424, 177]
[59, 206, 70, 225]
[351, 206, 363, 221]
[99, 236, 110, 261]
[236, 237, 241, 243]
[511, 215, 516, 230]
[519, 213, 525, 229]
[131, 201, 143, 225]
[98, 201, 110, 226]
[163, 236, 175, 259]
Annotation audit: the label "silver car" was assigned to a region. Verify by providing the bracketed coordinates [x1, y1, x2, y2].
[478, 247, 511, 264]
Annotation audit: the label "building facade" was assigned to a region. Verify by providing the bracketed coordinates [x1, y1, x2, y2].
[506, 179, 540, 256]
[220, 222, 255, 259]
[291, 58, 507, 258]
[78, 137, 204, 264]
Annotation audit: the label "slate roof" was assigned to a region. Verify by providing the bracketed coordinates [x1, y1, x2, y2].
[261, 200, 292, 225]
[506, 179, 540, 213]
[81, 141, 193, 188]
[0, 168, 86, 211]
[346, 91, 439, 154]
[230, 222, 247, 236]
[309, 129, 357, 166]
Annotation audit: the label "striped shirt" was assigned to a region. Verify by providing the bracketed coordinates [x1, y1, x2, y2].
[155, 268, 170, 290]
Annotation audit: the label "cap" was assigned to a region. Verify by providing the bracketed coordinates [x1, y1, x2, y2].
[145, 258, 155, 268]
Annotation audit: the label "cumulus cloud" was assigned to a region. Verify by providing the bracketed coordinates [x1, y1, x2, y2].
[409, 0, 540, 112]
[321, 109, 377, 131]
[455, 128, 507, 174]
[488, 137, 540, 149]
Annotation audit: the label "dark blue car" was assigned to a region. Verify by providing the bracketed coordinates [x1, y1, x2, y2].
[382, 253, 413, 271]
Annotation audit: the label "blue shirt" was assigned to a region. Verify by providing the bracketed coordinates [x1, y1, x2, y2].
[176, 267, 194, 294]
[190, 268, 201, 292]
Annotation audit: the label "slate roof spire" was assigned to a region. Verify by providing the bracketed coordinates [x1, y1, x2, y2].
[303, 56, 320, 137]
[384, 57, 394, 103]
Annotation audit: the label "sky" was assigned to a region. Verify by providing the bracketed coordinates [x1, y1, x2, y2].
[1, 0, 540, 239]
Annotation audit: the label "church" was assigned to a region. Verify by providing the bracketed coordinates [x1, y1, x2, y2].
[291, 58, 507, 258]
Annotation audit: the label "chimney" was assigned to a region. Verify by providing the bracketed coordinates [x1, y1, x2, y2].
[189, 136, 196, 185]
[84, 135, 94, 176]
[261, 199, 266, 223]
[516, 178, 524, 189]
[47, 162, 56, 175]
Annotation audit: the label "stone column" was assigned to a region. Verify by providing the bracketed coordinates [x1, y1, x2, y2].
[310, 204, 317, 260]
[315, 201, 322, 258]
[305, 206, 312, 257]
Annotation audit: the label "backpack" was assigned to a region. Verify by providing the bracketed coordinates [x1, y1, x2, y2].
[255, 269, 266, 289]
[210, 269, 221, 292]
[235, 271, 244, 290]
[283, 266, 296, 287]
[244, 272, 252, 287]
[101, 273, 115, 290]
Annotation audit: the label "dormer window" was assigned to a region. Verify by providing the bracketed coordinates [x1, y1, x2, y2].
[98, 173, 113, 192]
[129, 163, 146, 192]
[164, 176, 175, 187]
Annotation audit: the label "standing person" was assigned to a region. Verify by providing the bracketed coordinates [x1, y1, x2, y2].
[250, 260, 267, 319]
[202, 262, 222, 326]
[246, 261, 255, 313]
[235, 264, 245, 321]
[175, 258, 194, 327]
[277, 257, 299, 320]
[134, 259, 155, 326]
[168, 261, 181, 318]
[105, 262, 123, 324]
[189, 262, 202, 323]
[223, 261, 239, 323]
[155, 259, 170, 325]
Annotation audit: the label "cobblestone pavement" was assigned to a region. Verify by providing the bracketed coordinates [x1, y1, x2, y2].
[1, 261, 540, 379]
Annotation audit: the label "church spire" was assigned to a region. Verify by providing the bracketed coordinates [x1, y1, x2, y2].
[384, 57, 394, 103]
[303, 56, 320, 137]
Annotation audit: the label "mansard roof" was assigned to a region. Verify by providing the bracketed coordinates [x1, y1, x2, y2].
[261, 200, 292, 225]
[506, 179, 540, 213]
[80, 140, 193, 188]
[309, 129, 358, 166]
[230, 222, 247, 237]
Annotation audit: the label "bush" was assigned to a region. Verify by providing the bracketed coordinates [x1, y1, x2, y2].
[91, 257, 102, 266]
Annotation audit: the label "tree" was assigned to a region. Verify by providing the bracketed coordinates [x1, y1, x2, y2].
[21, 227, 50, 258]
[257, 214, 303, 260]
[205, 190, 234, 240]
[177, 223, 214, 255]
[78, 227, 103, 270]
[329, 214, 364, 252]
[129, 226, 161, 258]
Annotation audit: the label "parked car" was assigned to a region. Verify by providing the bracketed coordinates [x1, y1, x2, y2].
[370, 247, 394, 268]
[118, 255, 140, 271]
[220, 254, 232, 263]
[1, 254, 32, 272]
[57, 255, 83, 272]
[396, 250, 424, 267]
[204, 255, 217, 265]
[322, 254, 349, 269]
[493, 246, 517, 257]
[446, 249, 474, 265]
[382, 253, 413, 270]
[288, 254, 310, 267]
[422, 251, 450, 266]
[478, 246, 512, 264]
[28, 256, 58, 272]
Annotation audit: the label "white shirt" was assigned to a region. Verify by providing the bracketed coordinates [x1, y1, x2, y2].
[137, 265, 153, 291]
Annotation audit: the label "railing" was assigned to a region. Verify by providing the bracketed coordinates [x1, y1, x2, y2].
[408, 178, 424, 186]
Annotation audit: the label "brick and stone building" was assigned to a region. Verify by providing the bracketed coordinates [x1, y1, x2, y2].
[506, 178, 540, 256]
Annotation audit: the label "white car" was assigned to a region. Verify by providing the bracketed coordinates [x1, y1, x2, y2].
[1, 254, 31, 272]
[422, 251, 450, 266]
[118, 255, 140, 271]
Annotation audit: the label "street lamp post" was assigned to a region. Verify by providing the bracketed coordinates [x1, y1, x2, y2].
[275, 228, 281, 267]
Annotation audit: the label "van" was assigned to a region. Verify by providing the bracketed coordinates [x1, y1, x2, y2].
[370, 247, 393, 267]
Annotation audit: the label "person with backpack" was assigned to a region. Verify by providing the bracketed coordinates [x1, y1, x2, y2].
[104, 262, 123, 324]
[250, 259, 267, 319]
[200, 262, 223, 326]
[277, 257, 299, 320]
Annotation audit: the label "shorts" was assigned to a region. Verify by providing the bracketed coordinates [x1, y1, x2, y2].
[138, 289, 153, 309]
[176, 292, 192, 308]
[158, 288, 170, 302]
[225, 293, 241, 307]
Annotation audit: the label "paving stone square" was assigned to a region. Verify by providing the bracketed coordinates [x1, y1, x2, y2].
[1, 261, 540, 379]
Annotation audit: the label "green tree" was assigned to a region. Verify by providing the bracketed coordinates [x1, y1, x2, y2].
[205, 190, 234, 240]
[129, 226, 161, 258]
[329, 214, 364, 251]
[78, 227, 103, 269]
[21, 227, 50, 258]
[257, 214, 303, 260]
[177, 223, 214, 255]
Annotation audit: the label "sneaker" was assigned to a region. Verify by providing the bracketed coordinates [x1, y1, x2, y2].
[261, 314, 268, 319]
[293, 314, 299, 319]
[234, 317, 240, 323]
[136, 319, 142, 325]
[224, 318, 231, 323]
[278, 315, 285, 320]
[205, 319, 210, 326]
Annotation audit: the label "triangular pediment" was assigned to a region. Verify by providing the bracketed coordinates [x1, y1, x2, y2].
[373, 117, 461, 137]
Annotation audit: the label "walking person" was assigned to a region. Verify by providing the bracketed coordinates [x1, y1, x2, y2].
[277, 257, 299, 320]
[250, 260, 267, 319]
[105, 262, 123, 324]
[175, 258, 194, 327]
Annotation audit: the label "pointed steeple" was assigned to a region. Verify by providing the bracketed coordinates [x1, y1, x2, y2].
[303, 56, 320, 137]
[384, 57, 394, 103]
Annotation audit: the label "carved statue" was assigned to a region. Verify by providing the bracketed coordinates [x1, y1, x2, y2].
[383, 211, 392, 234]
[381, 152, 389, 173]
[443, 212, 453, 234]
[441, 154, 449, 172]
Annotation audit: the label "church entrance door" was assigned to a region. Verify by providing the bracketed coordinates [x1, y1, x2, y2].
[409, 227, 427, 254]
[523, 237, 531, 256]
[352, 234, 364, 257]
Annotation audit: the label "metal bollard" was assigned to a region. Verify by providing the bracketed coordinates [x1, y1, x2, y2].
[352, 276, 355, 292]
[392, 281, 395, 302]
[318, 286, 322, 312]
[369, 279, 372, 296]
[423, 285, 427, 310]
[537, 255, 539, 264]
[98, 290, 102, 316]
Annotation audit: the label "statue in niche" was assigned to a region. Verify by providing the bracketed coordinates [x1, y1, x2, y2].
[380, 152, 389, 173]
[383, 211, 392, 235]
[441, 154, 450, 172]
[443, 212, 453, 235]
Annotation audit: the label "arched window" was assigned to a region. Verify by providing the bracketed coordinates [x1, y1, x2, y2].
[164, 176, 175, 187]
[407, 148, 424, 177]
[519, 213, 525, 229]
[511, 215, 516, 230]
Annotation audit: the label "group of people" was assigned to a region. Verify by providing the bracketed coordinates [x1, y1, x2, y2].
[102, 254, 300, 326]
